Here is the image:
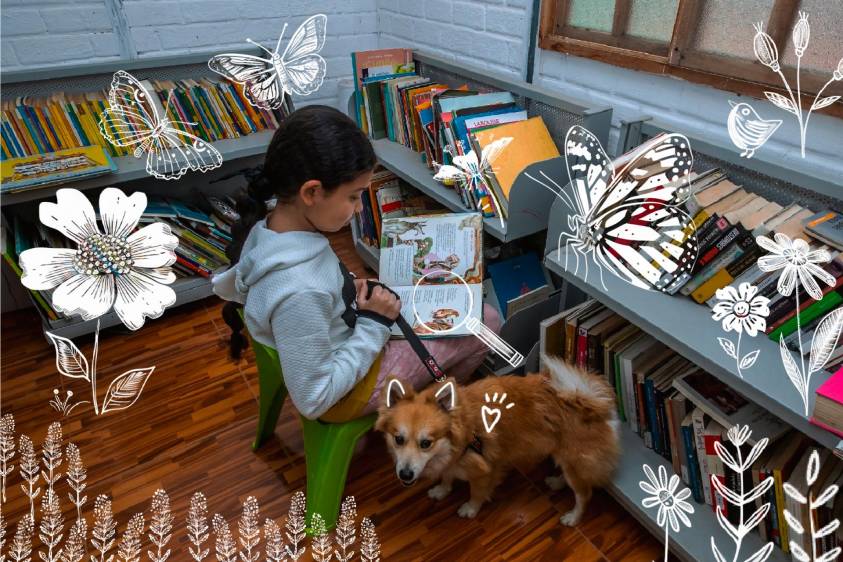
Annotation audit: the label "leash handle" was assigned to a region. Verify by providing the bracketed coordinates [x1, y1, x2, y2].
[365, 280, 447, 383]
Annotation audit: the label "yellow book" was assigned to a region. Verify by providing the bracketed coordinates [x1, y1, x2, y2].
[33, 102, 61, 151]
[47, 103, 73, 148]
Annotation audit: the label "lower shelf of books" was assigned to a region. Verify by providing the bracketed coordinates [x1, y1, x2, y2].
[544, 251, 838, 451]
[611, 423, 787, 562]
[35, 275, 214, 340]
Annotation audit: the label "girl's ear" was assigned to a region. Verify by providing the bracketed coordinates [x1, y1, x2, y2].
[298, 179, 323, 206]
[433, 379, 457, 412]
[384, 377, 412, 408]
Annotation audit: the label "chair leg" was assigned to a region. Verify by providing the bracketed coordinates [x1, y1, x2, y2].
[301, 416, 375, 533]
[253, 375, 286, 451]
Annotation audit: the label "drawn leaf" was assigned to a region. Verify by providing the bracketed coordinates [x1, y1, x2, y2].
[789, 541, 810, 562]
[817, 546, 842, 562]
[718, 337, 737, 358]
[814, 483, 839, 508]
[815, 519, 839, 538]
[714, 441, 740, 473]
[45, 331, 90, 381]
[783, 482, 808, 505]
[711, 538, 728, 562]
[711, 473, 743, 505]
[780, 335, 806, 403]
[783, 508, 805, 534]
[811, 96, 841, 111]
[744, 541, 774, 562]
[744, 439, 769, 471]
[744, 476, 775, 504]
[743, 504, 770, 535]
[765, 91, 799, 115]
[716, 506, 740, 542]
[101, 367, 155, 413]
[807, 449, 820, 485]
[740, 350, 760, 370]
[809, 308, 843, 373]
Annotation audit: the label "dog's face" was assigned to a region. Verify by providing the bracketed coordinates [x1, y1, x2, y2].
[374, 378, 457, 487]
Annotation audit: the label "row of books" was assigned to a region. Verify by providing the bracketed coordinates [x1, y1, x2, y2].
[540, 299, 843, 559]
[1, 77, 290, 160]
[351, 48, 560, 223]
[352, 167, 445, 248]
[1, 193, 237, 323]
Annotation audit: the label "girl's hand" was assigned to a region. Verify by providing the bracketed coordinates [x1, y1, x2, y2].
[357, 283, 402, 321]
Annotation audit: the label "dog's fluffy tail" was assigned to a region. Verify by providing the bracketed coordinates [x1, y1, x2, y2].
[542, 353, 618, 424]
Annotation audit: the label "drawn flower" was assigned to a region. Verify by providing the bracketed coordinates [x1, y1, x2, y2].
[753, 22, 780, 72]
[835, 58, 843, 81]
[640, 464, 694, 532]
[756, 233, 833, 301]
[19, 188, 178, 330]
[793, 11, 810, 57]
[712, 283, 770, 337]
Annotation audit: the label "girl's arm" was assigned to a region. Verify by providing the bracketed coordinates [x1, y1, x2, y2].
[269, 289, 391, 419]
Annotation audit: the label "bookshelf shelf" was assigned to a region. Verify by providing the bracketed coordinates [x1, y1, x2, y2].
[610, 424, 788, 562]
[1, 130, 275, 206]
[37, 274, 215, 340]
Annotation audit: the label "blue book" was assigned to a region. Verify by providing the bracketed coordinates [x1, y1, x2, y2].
[644, 378, 660, 452]
[452, 105, 519, 154]
[487, 252, 548, 317]
[681, 422, 703, 503]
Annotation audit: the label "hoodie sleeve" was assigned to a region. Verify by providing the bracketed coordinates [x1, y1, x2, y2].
[269, 289, 392, 420]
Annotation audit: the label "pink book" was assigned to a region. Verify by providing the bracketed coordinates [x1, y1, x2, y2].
[816, 367, 843, 404]
[810, 417, 843, 437]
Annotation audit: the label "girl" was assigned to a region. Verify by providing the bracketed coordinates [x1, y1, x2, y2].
[213, 105, 501, 422]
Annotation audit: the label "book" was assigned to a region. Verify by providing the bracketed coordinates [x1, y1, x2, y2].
[0, 145, 116, 193]
[538, 300, 591, 372]
[351, 49, 415, 133]
[811, 367, 843, 437]
[487, 252, 548, 319]
[805, 210, 843, 251]
[379, 213, 483, 338]
[769, 433, 810, 553]
[682, 410, 704, 503]
[692, 407, 714, 506]
[618, 334, 658, 434]
[705, 419, 729, 514]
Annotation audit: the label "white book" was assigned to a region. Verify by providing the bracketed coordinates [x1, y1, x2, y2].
[618, 334, 657, 434]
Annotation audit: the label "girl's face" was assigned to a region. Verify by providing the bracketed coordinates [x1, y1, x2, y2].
[305, 170, 374, 232]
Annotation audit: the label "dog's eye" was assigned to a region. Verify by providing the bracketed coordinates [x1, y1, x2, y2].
[394, 434, 405, 446]
[420, 439, 432, 449]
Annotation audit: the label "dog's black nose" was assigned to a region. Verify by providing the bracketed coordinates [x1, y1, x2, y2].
[398, 468, 415, 482]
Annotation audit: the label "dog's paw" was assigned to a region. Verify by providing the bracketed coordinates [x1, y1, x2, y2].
[544, 475, 567, 491]
[428, 484, 452, 501]
[559, 510, 581, 527]
[457, 502, 480, 519]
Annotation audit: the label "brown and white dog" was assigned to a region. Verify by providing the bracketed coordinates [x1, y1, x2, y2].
[374, 355, 621, 525]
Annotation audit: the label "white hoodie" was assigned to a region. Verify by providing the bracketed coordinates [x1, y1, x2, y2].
[211, 219, 391, 419]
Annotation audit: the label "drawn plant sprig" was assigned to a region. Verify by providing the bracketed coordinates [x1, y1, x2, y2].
[753, 13, 842, 157]
[309, 513, 333, 562]
[147, 489, 174, 562]
[9, 513, 34, 562]
[263, 518, 285, 562]
[41, 422, 63, 496]
[212, 514, 237, 562]
[63, 518, 87, 562]
[19, 435, 41, 520]
[48, 390, 88, 417]
[187, 492, 209, 562]
[117, 513, 144, 562]
[783, 449, 841, 562]
[284, 491, 306, 561]
[1, 413, 16, 503]
[360, 517, 381, 562]
[710, 424, 775, 562]
[91, 495, 117, 562]
[334, 496, 357, 562]
[38, 488, 64, 562]
[238, 496, 260, 562]
[64, 443, 87, 523]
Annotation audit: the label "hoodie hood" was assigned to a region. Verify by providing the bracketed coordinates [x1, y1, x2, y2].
[211, 219, 330, 303]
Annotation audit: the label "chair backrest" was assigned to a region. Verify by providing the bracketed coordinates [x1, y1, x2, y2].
[237, 307, 288, 391]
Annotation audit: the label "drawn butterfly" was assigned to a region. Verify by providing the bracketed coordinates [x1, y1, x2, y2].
[433, 137, 512, 226]
[98, 70, 223, 181]
[532, 125, 698, 292]
[207, 14, 327, 110]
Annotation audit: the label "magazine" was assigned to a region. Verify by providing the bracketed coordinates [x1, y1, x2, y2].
[379, 212, 483, 338]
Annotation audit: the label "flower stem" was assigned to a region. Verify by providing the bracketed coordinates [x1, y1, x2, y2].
[776, 69, 805, 154]
[802, 77, 835, 151]
[663, 524, 669, 562]
[795, 287, 808, 416]
[810, 490, 817, 561]
[735, 332, 743, 378]
[91, 318, 100, 415]
[797, 56, 805, 157]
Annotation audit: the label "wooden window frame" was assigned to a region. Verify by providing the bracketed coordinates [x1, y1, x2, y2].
[539, 0, 843, 119]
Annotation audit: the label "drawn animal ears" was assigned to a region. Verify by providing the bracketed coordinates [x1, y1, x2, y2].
[385, 377, 412, 408]
[433, 380, 457, 411]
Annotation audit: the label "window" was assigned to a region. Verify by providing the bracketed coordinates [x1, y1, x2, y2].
[538, 0, 843, 118]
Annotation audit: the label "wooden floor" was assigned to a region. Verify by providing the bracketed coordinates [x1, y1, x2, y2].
[0, 227, 672, 561]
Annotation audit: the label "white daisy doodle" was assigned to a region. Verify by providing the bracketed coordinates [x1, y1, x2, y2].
[20, 187, 178, 330]
[639, 463, 694, 562]
[756, 233, 834, 302]
[712, 282, 770, 378]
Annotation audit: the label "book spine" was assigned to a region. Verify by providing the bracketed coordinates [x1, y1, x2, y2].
[656, 388, 672, 462]
[692, 217, 735, 271]
[681, 231, 754, 295]
[704, 433, 728, 515]
[665, 396, 681, 477]
[692, 411, 714, 506]
[175, 255, 210, 277]
[17, 105, 45, 154]
[682, 424, 703, 503]
[576, 326, 588, 368]
[636, 378, 650, 446]
[691, 243, 762, 303]
[644, 379, 658, 451]
[770, 290, 843, 340]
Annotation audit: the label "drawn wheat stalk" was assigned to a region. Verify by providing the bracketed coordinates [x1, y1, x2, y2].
[212, 514, 237, 562]
[262, 518, 285, 562]
[284, 491, 306, 561]
[41, 422, 63, 497]
[711, 425, 776, 562]
[90, 495, 117, 562]
[360, 517, 381, 562]
[63, 518, 87, 562]
[238, 496, 260, 562]
[64, 444, 87, 523]
[38, 488, 64, 562]
[19, 435, 41, 521]
[310, 513, 333, 562]
[334, 496, 357, 562]
[9, 513, 34, 562]
[1, 413, 16, 504]
[783, 449, 842, 562]
[187, 492, 209, 562]
[147, 489, 174, 562]
[117, 513, 144, 562]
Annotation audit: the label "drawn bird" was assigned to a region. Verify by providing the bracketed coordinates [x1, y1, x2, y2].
[727, 100, 782, 158]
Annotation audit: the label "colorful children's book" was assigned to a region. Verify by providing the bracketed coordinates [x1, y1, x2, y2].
[487, 252, 548, 318]
[0, 145, 115, 193]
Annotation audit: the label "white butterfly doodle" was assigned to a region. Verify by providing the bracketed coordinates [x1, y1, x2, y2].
[529, 126, 699, 292]
[98, 71, 223, 181]
[433, 137, 513, 228]
[208, 14, 328, 110]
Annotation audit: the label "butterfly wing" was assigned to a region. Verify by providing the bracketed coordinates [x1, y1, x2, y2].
[145, 128, 223, 181]
[101, 71, 160, 147]
[209, 54, 282, 109]
[281, 14, 327, 61]
[564, 125, 614, 218]
[479, 137, 512, 173]
[433, 164, 466, 183]
[283, 54, 327, 96]
[243, 69, 285, 109]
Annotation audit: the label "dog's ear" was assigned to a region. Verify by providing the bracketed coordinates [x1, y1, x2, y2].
[432, 379, 457, 412]
[383, 377, 412, 409]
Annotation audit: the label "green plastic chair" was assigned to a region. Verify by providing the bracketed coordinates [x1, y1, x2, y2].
[240, 310, 376, 531]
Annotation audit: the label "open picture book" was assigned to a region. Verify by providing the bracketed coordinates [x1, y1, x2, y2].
[379, 212, 483, 338]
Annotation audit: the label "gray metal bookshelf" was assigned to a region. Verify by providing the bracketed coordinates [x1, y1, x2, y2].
[346, 50, 612, 266]
[1, 54, 276, 338]
[543, 118, 842, 562]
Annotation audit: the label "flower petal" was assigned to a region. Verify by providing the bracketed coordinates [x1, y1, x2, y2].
[19, 248, 78, 290]
[798, 266, 823, 301]
[39, 189, 100, 245]
[640, 482, 659, 496]
[668, 509, 680, 533]
[675, 488, 692, 502]
[723, 314, 743, 334]
[742, 314, 765, 337]
[756, 235, 783, 254]
[804, 262, 836, 289]
[806, 249, 832, 265]
[113, 269, 176, 330]
[642, 464, 659, 489]
[134, 266, 176, 286]
[52, 273, 115, 320]
[668, 474, 681, 494]
[675, 507, 692, 528]
[716, 285, 739, 303]
[773, 232, 793, 250]
[712, 302, 735, 321]
[656, 506, 667, 528]
[657, 465, 670, 489]
[99, 188, 147, 238]
[757, 254, 788, 272]
[127, 222, 178, 268]
[792, 237, 809, 254]
[642, 496, 661, 508]
[777, 266, 797, 297]
[738, 282, 758, 300]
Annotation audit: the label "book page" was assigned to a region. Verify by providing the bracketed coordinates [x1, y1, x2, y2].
[379, 213, 483, 287]
[389, 284, 482, 338]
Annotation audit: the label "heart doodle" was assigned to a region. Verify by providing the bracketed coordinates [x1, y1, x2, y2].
[481, 405, 501, 433]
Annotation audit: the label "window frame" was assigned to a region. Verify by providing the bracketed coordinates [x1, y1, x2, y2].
[538, 0, 843, 119]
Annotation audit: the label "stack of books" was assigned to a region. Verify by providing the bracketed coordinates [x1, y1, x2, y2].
[1, 77, 290, 160]
[539, 299, 843, 559]
[351, 48, 559, 223]
[352, 167, 445, 249]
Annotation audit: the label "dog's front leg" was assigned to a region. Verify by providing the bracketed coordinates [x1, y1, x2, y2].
[428, 471, 455, 501]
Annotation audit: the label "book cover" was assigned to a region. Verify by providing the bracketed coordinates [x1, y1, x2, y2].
[805, 210, 843, 251]
[487, 252, 548, 319]
[0, 145, 116, 193]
